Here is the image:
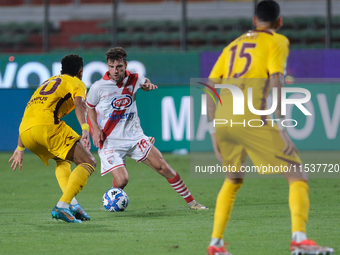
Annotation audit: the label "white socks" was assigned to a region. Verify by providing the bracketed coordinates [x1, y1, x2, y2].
[210, 238, 224, 248]
[210, 233, 306, 248]
[292, 231, 307, 242]
[70, 198, 78, 205]
[56, 201, 69, 209]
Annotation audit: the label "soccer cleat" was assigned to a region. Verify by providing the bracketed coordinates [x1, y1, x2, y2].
[51, 206, 82, 223]
[207, 243, 232, 255]
[188, 200, 209, 210]
[290, 239, 334, 255]
[69, 204, 91, 221]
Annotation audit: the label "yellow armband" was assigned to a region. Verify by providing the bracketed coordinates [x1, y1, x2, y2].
[17, 146, 25, 151]
[81, 123, 90, 132]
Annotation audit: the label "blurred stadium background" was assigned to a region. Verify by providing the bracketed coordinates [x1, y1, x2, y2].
[0, 0, 340, 153]
[0, 0, 339, 52]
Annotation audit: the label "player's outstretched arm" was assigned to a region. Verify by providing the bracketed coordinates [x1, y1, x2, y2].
[74, 96, 91, 150]
[141, 78, 158, 91]
[270, 73, 298, 157]
[9, 135, 25, 171]
[87, 106, 103, 148]
[210, 133, 223, 163]
[206, 79, 223, 162]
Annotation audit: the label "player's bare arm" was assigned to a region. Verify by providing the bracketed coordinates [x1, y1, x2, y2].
[9, 135, 25, 171]
[206, 79, 219, 121]
[87, 106, 103, 148]
[207, 78, 223, 163]
[270, 72, 298, 157]
[74, 96, 90, 150]
[141, 78, 158, 91]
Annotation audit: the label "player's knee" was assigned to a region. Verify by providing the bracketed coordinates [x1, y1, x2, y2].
[158, 162, 171, 173]
[158, 164, 176, 179]
[80, 156, 96, 175]
[116, 176, 129, 189]
[228, 178, 244, 184]
[159, 162, 169, 172]
[287, 175, 309, 184]
[87, 155, 97, 169]
[283, 164, 309, 183]
[301, 170, 309, 182]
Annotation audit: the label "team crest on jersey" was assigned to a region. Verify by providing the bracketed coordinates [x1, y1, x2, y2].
[107, 155, 115, 165]
[126, 85, 133, 93]
[111, 95, 132, 110]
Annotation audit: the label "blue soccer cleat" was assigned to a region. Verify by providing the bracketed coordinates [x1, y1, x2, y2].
[69, 204, 91, 221]
[51, 206, 82, 223]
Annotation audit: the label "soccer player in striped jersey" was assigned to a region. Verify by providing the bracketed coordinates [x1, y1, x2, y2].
[206, 1, 334, 254]
[9, 54, 96, 223]
[86, 47, 207, 210]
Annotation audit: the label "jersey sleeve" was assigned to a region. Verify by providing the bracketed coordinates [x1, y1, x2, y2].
[137, 74, 147, 88]
[86, 84, 99, 109]
[267, 35, 289, 75]
[208, 47, 227, 79]
[73, 80, 87, 100]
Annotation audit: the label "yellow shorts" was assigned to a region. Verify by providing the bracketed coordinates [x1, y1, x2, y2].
[20, 121, 81, 166]
[216, 126, 302, 174]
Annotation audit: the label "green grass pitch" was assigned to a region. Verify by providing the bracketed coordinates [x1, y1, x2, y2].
[1, 151, 339, 255]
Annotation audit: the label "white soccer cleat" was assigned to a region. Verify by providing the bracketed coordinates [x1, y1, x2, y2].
[188, 200, 209, 210]
[290, 239, 334, 255]
[207, 243, 232, 255]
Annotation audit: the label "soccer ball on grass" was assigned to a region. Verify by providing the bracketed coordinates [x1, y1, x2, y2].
[102, 188, 129, 212]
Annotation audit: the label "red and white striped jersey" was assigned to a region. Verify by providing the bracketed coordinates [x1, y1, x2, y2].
[86, 70, 146, 144]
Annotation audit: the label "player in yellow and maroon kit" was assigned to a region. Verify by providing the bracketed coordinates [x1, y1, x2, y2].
[9, 55, 96, 223]
[206, 1, 334, 255]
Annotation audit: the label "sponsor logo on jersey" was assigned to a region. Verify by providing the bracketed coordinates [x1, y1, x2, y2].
[104, 149, 113, 155]
[26, 96, 48, 107]
[111, 95, 132, 110]
[108, 112, 135, 123]
[103, 92, 117, 98]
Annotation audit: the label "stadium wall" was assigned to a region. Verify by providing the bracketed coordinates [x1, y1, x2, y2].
[1, 49, 340, 151]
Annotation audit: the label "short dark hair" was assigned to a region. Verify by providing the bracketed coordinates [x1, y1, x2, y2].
[256, 0, 280, 23]
[106, 47, 127, 63]
[61, 54, 83, 76]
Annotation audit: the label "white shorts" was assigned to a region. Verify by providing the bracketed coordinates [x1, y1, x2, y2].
[99, 136, 154, 176]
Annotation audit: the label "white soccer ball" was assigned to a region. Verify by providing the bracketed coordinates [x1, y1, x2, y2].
[102, 188, 129, 212]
